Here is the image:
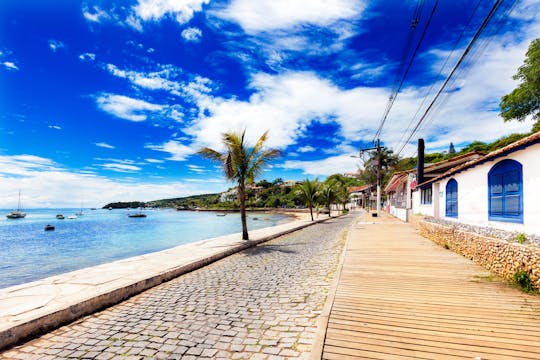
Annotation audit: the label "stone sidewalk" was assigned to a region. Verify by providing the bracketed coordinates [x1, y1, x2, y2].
[1, 214, 355, 359]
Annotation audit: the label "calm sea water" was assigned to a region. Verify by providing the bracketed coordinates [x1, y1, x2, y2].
[0, 208, 291, 289]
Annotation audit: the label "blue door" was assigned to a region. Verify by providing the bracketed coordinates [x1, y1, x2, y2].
[446, 179, 458, 218]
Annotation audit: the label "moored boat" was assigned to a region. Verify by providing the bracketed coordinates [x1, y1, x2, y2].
[6, 191, 26, 219]
[56, 214, 65, 219]
[44, 224, 55, 231]
[128, 213, 147, 218]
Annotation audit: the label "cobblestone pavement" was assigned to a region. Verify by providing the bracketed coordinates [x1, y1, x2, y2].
[1, 214, 355, 360]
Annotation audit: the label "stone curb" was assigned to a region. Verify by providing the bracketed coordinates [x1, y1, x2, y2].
[309, 216, 352, 360]
[0, 216, 337, 351]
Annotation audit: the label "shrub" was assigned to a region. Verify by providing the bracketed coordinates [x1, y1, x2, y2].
[513, 270, 536, 293]
[516, 233, 527, 244]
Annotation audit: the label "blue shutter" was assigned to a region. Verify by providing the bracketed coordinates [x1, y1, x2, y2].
[488, 160, 523, 223]
[445, 179, 458, 218]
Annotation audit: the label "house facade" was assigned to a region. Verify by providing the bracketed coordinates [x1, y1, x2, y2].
[386, 151, 483, 222]
[413, 132, 540, 235]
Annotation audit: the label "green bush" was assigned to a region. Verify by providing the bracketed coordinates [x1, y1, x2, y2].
[513, 270, 536, 293]
[516, 233, 527, 244]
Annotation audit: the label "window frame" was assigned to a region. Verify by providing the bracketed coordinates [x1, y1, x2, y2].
[445, 178, 458, 218]
[488, 159, 523, 223]
[420, 186, 432, 205]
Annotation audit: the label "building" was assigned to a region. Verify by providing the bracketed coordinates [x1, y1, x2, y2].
[347, 184, 370, 209]
[413, 131, 540, 235]
[385, 149, 483, 221]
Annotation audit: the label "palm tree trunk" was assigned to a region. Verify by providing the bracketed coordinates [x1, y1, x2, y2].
[309, 206, 314, 221]
[238, 183, 249, 240]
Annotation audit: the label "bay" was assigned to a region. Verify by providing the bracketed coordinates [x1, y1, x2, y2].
[0, 208, 291, 289]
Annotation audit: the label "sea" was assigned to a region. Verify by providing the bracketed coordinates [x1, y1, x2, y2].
[0, 208, 292, 289]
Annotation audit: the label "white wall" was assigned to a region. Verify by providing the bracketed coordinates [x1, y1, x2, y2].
[412, 186, 434, 217]
[435, 143, 540, 235]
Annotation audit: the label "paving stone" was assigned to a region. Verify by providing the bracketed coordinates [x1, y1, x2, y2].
[0, 216, 353, 360]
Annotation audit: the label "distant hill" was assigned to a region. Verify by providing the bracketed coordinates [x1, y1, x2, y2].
[102, 201, 147, 209]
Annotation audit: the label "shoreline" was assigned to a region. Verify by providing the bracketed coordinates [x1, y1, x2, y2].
[0, 215, 337, 351]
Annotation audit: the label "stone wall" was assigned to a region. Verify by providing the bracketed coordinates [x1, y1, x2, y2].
[418, 221, 540, 290]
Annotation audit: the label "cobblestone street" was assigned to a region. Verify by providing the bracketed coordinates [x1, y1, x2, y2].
[1, 215, 354, 360]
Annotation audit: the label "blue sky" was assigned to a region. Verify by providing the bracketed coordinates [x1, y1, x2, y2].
[1, 0, 538, 207]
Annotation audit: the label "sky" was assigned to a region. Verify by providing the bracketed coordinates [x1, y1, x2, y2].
[1, 0, 539, 208]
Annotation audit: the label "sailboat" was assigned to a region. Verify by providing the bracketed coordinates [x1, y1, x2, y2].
[6, 191, 26, 219]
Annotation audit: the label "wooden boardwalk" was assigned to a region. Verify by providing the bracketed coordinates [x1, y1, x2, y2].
[320, 212, 540, 359]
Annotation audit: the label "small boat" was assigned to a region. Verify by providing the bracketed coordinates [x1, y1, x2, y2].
[128, 213, 147, 218]
[56, 214, 65, 220]
[68, 215, 77, 220]
[108, 207, 113, 210]
[44, 224, 55, 231]
[6, 191, 26, 219]
[216, 213, 227, 217]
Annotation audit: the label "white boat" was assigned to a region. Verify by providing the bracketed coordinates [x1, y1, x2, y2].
[6, 191, 26, 219]
[68, 215, 77, 220]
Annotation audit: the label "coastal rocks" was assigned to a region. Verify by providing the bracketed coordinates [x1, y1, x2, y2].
[418, 220, 540, 290]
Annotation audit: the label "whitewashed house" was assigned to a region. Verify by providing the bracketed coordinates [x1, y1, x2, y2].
[413, 132, 540, 235]
[386, 148, 483, 222]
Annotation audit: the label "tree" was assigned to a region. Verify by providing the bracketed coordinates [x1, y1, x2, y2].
[295, 179, 320, 221]
[448, 142, 456, 154]
[198, 130, 279, 240]
[500, 38, 540, 123]
[320, 180, 339, 217]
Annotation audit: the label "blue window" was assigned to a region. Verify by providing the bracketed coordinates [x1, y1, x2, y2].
[488, 159, 523, 223]
[421, 186, 432, 205]
[446, 179, 458, 218]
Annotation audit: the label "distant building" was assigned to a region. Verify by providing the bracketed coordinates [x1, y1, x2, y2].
[347, 184, 370, 209]
[281, 180, 298, 187]
[219, 189, 237, 202]
[413, 131, 540, 235]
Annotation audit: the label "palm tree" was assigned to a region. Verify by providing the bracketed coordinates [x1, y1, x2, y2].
[197, 130, 279, 240]
[295, 179, 321, 221]
[321, 180, 339, 217]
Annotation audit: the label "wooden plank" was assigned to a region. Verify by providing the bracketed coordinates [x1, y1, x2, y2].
[319, 212, 540, 360]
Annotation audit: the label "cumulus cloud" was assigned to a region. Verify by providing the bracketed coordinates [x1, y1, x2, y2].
[95, 142, 115, 149]
[95, 93, 164, 122]
[2, 61, 19, 71]
[48, 39, 66, 52]
[181, 27, 202, 42]
[297, 145, 315, 153]
[281, 155, 360, 176]
[145, 140, 194, 161]
[82, 4, 111, 23]
[0, 155, 224, 208]
[128, 0, 209, 30]
[79, 52, 96, 62]
[216, 0, 365, 34]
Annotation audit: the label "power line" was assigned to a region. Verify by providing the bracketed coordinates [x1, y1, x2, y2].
[394, 0, 483, 151]
[373, 0, 439, 142]
[412, 0, 521, 149]
[396, 0, 507, 156]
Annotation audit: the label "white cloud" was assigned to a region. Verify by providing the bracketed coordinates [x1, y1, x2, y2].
[145, 158, 164, 163]
[48, 125, 62, 130]
[216, 0, 366, 34]
[297, 145, 315, 153]
[281, 155, 360, 176]
[79, 52, 96, 62]
[128, 0, 209, 30]
[145, 140, 194, 161]
[187, 164, 208, 173]
[105, 63, 182, 94]
[48, 39, 65, 52]
[95, 93, 164, 122]
[82, 4, 111, 23]
[181, 27, 202, 42]
[0, 155, 223, 208]
[100, 163, 141, 173]
[95, 142, 115, 149]
[2, 61, 19, 71]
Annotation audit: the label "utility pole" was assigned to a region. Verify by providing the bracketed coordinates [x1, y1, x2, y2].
[352, 138, 382, 216]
